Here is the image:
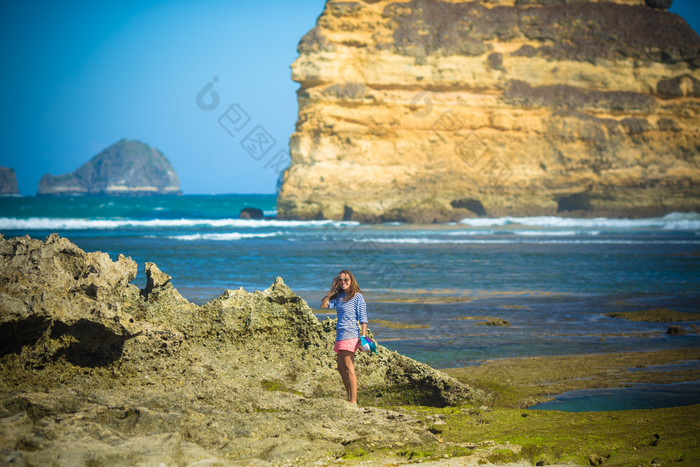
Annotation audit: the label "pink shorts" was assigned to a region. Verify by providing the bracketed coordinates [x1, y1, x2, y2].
[334, 338, 360, 353]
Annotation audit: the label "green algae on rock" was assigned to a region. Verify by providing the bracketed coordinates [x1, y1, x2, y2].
[455, 316, 511, 326]
[0, 234, 481, 465]
[606, 308, 700, 322]
[388, 402, 700, 466]
[445, 348, 700, 410]
[368, 349, 700, 465]
[370, 318, 430, 329]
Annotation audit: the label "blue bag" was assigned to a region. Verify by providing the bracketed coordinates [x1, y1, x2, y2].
[360, 335, 377, 353]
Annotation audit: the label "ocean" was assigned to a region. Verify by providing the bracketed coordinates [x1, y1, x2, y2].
[2, 194, 699, 395]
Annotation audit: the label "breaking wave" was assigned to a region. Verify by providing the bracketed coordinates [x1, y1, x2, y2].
[0, 217, 358, 230]
[166, 232, 283, 241]
[458, 213, 700, 230]
[352, 237, 700, 245]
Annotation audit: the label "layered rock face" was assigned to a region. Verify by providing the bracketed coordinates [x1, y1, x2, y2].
[0, 167, 19, 195]
[278, 0, 700, 222]
[38, 139, 181, 196]
[0, 234, 480, 464]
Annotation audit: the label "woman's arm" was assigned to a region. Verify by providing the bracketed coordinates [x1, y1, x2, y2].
[320, 278, 339, 309]
[357, 294, 368, 336]
[320, 292, 331, 309]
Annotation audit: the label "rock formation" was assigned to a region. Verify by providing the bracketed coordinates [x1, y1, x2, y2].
[0, 234, 481, 464]
[0, 167, 19, 195]
[240, 207, 265, 219]
[278, 0, 700, 222]
[38, 139, 181, 196]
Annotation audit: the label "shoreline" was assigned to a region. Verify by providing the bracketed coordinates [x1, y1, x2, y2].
[1, 234, 699, 465]
[346, 348, 700, 465]
[443, 348, 700, 409]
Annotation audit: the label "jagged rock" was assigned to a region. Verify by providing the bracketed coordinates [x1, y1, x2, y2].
[239, 207, 264, 219]
[667, 325, 687, 335]
[0, 233, 141, 367]
[0, 235, 482, 464]
[143, 262, 172, 295]
[606, 308, 700, 322]
[478, 318, 511, 327]
[0, 167, 19, 195]
[37, 139, 181, 196]
[278, 0, 700, 222]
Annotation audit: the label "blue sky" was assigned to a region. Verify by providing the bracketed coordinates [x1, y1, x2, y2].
[0, 0, 698, 195]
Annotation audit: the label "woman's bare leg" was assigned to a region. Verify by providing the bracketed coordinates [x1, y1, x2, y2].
[337, 350, 357, 403]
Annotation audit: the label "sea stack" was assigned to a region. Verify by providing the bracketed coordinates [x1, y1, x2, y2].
[38, 139, 181, 196]
[0, 167, 19, 195]
[277, 0, 700, 222]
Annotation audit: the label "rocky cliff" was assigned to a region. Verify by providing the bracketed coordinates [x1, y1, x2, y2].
[38, 139, 181, 196]
[0, 167, 19, 195]
[278, 0, 700, 222]
[0, 234, 481, 464]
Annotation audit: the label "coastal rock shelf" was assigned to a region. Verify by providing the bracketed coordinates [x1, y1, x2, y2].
[0, 234, 480, 464]
[277, 0, 700, 222]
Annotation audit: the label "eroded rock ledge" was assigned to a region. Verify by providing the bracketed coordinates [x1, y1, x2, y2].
[278, 0, 700, 222]
[0, 234, 481, 464]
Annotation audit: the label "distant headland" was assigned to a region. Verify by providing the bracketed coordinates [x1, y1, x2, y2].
[38, 139, 181, 196]
[0, 167, 20, 196]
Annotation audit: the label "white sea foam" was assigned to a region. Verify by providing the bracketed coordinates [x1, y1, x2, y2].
[513, 230, 601, 236]
[353, 237, 700, 245]
[353, 238, 511, 244]
[443, 230, 497, 236]
[167, 232, 283, 241]
[2, 212, 698, 232]
[458, 212, 700, 230]
[0, 217, 359, 230]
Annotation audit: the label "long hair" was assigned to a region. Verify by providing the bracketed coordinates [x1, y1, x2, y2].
[329, 269, 362, 301]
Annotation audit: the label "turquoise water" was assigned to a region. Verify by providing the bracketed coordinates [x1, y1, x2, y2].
[0, 194, 277, 221]
[529, 382, 700, 411]
[2, 194, 699, 410]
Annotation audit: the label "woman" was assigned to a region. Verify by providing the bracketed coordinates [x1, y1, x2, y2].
[320, 270, 368, 404]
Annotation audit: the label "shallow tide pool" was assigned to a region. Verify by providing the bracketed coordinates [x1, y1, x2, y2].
[528, 381, 700, 412]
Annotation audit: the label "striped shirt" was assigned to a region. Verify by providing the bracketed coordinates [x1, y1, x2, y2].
[328, 292, 368, 341]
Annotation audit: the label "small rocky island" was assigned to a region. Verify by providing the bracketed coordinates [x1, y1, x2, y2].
[0, 167, 19, 195]
[38, 139, 181, 196]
